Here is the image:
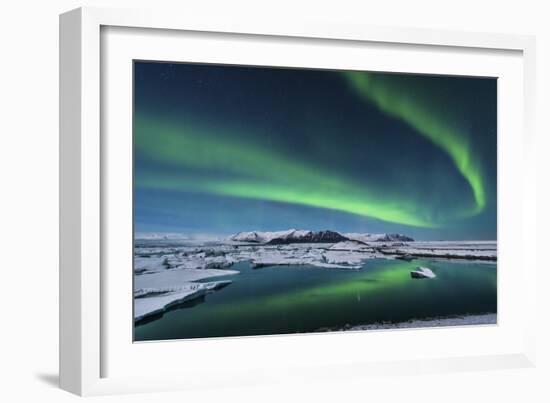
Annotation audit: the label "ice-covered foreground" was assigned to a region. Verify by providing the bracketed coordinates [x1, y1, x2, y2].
[134, 280, 232, 321]
[134, 264, 239, 321]
[133, 241, 372, 321]
[134, 233, 496, 322]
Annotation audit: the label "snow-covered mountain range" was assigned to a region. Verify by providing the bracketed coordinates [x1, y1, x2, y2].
[345, 233, 415, 243]
[229, 229, 414, 244]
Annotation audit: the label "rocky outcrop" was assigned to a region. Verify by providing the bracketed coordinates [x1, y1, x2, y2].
[266, 230, 348, 245]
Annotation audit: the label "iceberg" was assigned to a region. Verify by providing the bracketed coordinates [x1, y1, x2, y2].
[134, 280, 233, 321]
[410, 267, 436, 279]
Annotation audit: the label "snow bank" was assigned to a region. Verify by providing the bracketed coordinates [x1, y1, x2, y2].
[381, 241, 497, 261]
[343, 313, 497, 331]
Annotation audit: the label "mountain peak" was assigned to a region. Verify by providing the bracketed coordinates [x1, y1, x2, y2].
[229, 230, 413, 244]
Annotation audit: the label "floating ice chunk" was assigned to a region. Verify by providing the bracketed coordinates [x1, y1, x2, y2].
[134, 280, 232, 321]
[134, 267, 238, 290]
[134, 255, 168, 274]
[395, 254, 415, 261]
[410, 267, 436, 279]
[329, 240, 370, 251]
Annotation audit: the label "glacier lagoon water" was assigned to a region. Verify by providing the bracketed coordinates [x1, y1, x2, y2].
[134, 258, 496, 341]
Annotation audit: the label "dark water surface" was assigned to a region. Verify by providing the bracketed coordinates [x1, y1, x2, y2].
[134, 259, 496, 341]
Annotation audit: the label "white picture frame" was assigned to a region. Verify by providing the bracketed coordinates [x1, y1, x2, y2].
[60, 6, 537, 396]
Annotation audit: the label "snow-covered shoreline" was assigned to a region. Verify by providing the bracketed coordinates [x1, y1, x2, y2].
[136, 229, 497, 263]
[321, 313, 497, 332]
[377, 241, 497, 261]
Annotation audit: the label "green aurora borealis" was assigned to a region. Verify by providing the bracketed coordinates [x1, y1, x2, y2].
[136, 116, 437, 227]
[134, 62, 497, 239]
[344, 72, 486, 215]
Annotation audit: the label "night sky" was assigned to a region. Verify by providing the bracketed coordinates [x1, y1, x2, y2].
[134, 61, 497, 240]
